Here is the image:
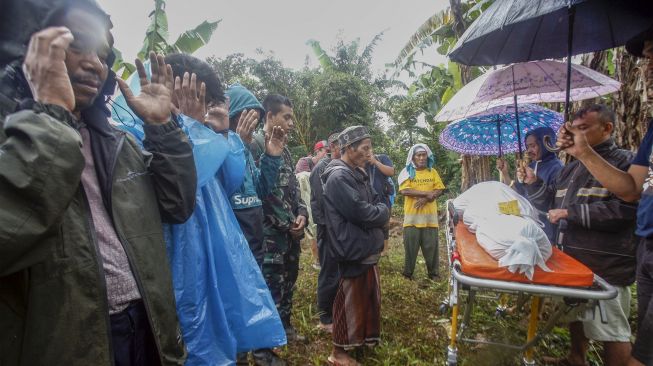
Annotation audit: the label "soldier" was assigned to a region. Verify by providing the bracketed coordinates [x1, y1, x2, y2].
[250, 94, 308, 347]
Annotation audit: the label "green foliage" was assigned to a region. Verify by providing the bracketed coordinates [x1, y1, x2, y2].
[111, 48, 136, 80]
[139, 0, 170, 58]
[113, 0, 219, 79]
[207, 52, 321, 157]
[306, 40, 336, 71]
[382, 0, 495, 194]
[391, 0, 493, 72]
[312, 71, 375, 137]
[209, 32, 393, 161]
[168, 20, 221, 55]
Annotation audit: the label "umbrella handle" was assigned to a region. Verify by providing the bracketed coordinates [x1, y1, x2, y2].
[542, 135, 561, 153]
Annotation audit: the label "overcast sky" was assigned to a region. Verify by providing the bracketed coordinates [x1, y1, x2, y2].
[98, 0, 450, 77]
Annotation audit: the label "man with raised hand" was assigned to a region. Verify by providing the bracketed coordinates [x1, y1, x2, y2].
[0, 2, 195, 365]
[552, 29, 653, 366]
[250, 95, 308, 347]
[519, 105, 638, 366]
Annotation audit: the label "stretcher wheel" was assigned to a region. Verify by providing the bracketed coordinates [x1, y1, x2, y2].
[494, 307, 507, 318]
[439, 302, 450, 315]
[446, 346, 457, 366]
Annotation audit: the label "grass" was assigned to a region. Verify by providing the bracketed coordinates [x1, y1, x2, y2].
[258, 221, 636, 365]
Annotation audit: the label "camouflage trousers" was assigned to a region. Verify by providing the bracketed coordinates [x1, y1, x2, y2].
[261, 232, 301, 327]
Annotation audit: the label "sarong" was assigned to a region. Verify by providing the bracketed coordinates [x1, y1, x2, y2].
[332, 265, 381, 349]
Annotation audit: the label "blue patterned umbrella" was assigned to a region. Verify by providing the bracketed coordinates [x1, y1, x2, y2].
[438, 104, 563, 156]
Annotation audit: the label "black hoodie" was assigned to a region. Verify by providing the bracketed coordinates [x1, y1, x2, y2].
[322, 159, 389, 277]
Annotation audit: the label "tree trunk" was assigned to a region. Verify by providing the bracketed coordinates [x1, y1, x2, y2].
[613, 48, 652, 150]
[460, 155, 492, 191]
[451, 0, 490, 190]
[583, 48, 652, 151]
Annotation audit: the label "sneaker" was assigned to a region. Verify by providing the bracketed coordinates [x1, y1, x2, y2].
[252, 349, 286, 366]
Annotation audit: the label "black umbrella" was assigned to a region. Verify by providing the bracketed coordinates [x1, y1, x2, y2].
[448, 0, 653, 147]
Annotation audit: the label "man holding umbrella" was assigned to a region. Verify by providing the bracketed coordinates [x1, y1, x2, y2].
[554, 30, 653, 366]
[497, 126, 564, 242]
[518, 105, 638, 366]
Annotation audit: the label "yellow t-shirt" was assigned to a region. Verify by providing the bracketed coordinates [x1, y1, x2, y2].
[399, 168, 445, 228]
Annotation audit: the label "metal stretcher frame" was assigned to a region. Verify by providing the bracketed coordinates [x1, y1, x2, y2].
[443, 200, 617, 366]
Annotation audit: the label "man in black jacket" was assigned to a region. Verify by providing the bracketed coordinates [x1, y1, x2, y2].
[519, 105, 637, 366]
[322, 126, 389, 366]
[310, 130, 341, 332]
[0, 2, 195, 365]
[552, 30, 653, 366]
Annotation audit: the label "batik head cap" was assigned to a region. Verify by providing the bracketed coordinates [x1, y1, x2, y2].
[327, 132, 340, 145]
[338, 126, 370, 148]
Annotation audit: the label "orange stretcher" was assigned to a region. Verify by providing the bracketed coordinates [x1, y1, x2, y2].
[443, 200, 617, 366]
[455, 221, 594, 288]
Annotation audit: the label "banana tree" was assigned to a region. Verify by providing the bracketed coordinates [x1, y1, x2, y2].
[306, 32, 384, 81]
[112, 0, 220, 79]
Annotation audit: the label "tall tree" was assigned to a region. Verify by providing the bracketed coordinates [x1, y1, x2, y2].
[390, 0, 492, 192]
[580, 48, 651, 153]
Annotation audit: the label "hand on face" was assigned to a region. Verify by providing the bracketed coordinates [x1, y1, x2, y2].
[23, 27, 76, 112]
[173, 71, 206, 123]
[117, 52, 173, 125]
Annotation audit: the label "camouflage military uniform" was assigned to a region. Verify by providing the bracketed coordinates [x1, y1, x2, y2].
[252, 132, 308, 328]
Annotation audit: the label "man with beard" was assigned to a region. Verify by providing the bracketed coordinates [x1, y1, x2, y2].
[0, 2, 195, 365]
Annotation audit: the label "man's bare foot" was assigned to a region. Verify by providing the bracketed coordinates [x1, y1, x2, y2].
[328, 349, 360, 366]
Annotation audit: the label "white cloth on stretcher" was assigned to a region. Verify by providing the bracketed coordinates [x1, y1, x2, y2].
[453, 182, 552, 280]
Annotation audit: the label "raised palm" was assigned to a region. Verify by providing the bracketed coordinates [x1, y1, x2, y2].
[266, 126, 286, 157]
[117, 52, 173, 125]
